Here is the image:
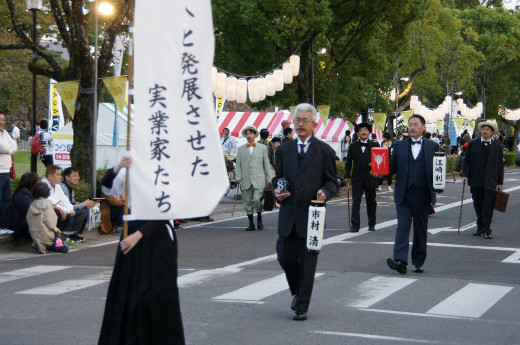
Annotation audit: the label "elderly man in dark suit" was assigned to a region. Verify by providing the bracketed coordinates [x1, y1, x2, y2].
[462, 121, 504, 239]
[274, 103, 337, 321]
[344, 122, 380, 232]
[386, 114, 439, 274]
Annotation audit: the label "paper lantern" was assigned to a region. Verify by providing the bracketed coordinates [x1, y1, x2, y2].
[289, 55, 300, 76]
[214, 72, 227, 99]
[266, 74, 276, 96]
[283, 62, 293, 84]
[258, 77, 266, 101]
[211, 67, 218, 92]
[410, 95, 419, 109]
[236, 78, 247, 103]
[225, 76, 238, 102]
[273, 69, 284, 91]
[248, 78, 260, 103]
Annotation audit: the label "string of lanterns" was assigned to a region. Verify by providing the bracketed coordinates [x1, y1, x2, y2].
[211, 55, 300, 103]
[501, 107, 520, 121]
[409, 95, 482, 123]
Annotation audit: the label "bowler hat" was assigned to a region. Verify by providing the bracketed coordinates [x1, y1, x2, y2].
[241, 125, 259, 138]
[478, 121, 497, 133]
[354, 122, 372, 133]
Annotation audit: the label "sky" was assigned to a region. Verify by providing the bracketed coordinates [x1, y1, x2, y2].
[504, 0, 519, 9]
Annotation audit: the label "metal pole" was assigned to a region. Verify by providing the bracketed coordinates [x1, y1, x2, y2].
[30, 9, 38, 173]
[123, 0, 135, 239]
[92, 0, 98, 198]
[311, 41, 315, 106]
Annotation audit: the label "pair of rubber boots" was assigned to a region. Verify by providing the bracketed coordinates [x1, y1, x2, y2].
[245, 213, 263, 231]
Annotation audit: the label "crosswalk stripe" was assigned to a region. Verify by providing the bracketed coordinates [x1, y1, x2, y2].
[0, 265, 70, 284]
[348, 276, 417, 308]
[426, 283, 513, 318]
[16, 271, 111, 295]
[212, 273, 325, 303]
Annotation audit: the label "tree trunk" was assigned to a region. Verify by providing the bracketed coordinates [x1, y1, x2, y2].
[297, 41, 312, 104]
[71, 91, 93, 184]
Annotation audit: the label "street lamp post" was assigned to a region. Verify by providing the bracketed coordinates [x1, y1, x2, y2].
[26, 0, 42, 173]
[92, 1, 114, 198]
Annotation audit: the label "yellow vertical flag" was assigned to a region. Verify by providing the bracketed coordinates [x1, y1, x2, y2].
[371, 113, 387, 131]
[317, 105, 330, 125]
[468, 120, 476, 131]
[401, 110, 414, 124]
[215, 98, 225, 120]
[436, 120, 444, 134]
[289, 106, 296, 117]
[492, 119, 498, 130]
[54, 81, 79, 119]
[103, 76, 128, 113]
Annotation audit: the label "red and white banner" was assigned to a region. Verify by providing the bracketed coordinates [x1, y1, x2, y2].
[131, 0, 227, 219]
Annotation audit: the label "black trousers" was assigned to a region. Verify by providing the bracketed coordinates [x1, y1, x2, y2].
[351, 182, 377, 229]
[394, 186, 429, 267]
[470, 187, 496, 234]
[276, 226, 318, 313]
[56, 208, 88, 236]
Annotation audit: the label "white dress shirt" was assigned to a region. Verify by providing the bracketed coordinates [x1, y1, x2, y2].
[411, 138, 422, 159]
[42, 178, 74, 214]
[297, 137, 311, 154]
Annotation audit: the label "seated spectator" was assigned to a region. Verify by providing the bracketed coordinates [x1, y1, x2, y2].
[60, 167, 96, 243]
[41, 164, 77, 245]
[99, 158, 129, 235]
[26, 182, 69, 254]
[5, 172, 39, 241]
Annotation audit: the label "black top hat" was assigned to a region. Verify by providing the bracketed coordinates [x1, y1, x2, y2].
[355, 122, 372, 133]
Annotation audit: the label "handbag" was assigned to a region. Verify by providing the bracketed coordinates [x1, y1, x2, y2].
[10, 154, 15, 180]
[494, 190, 509, 212]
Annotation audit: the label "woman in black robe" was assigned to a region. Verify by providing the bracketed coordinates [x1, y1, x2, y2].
[98, 158, 185, 345]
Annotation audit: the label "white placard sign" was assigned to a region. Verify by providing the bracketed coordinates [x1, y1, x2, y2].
[433, 155, 446, 190]
[131, 0, 228, 220]
[307, 203, 326, 251]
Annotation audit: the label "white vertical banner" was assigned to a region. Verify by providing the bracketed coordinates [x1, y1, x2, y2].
[113, 36, 125, 77]
[132, 0, 228, 220]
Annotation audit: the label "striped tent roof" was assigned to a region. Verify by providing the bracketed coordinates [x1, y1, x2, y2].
[217, 111, 357, 142]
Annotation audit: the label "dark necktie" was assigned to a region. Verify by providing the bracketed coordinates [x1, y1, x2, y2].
[482, 141, 490, 146]
[298, 143, 306, 167]
[411, 140, 421, 145]
[359, 142, 369, 147]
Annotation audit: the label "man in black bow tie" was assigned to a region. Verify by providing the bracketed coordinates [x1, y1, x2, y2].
[462, 121, 504, 239]
[386, 115, 439, 274]
[344, 122, 380, 232]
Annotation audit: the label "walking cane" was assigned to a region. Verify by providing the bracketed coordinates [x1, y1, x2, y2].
[231, 181, 240, 217]
[346, 179, 351, 232]
[457, 179, 466, 235]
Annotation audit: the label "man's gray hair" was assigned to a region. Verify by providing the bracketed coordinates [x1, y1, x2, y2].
[294, 103, 319, 123]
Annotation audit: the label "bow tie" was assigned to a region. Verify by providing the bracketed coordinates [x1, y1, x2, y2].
[411, 140, 421, 145]
[359, 142, 369, 147]
[482, 141, 490, 145]
[247, 143, 256, 148]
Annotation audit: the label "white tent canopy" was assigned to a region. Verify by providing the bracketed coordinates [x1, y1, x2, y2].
[52, 103, 133, 169]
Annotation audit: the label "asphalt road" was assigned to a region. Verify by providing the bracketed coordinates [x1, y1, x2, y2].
[1, 170, 520, 345]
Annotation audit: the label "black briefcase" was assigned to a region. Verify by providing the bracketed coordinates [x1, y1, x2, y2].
[263, 187, 275, 211]
[494, 190, 509, 212]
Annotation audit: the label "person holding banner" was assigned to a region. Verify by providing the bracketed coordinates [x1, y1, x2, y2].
[461, 121, 504, 239]
[273, 103, 337, 321]
[235, 125, 272, 231]
[344, 122, 380, 232]
[98, 156, 185, 345]
[387, 114, 439, 274]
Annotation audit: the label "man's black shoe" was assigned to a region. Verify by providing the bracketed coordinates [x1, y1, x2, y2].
[245, 215, 256, 231]
[484, 233, 493, 239]
[473, 230, 482, 236]
[293, 311, 307, 321]
[291, 295, 298, 311]
[349, 227, 359, 233]
[368, 227, 376, 232]
[387, 258, 407, 274]
[257, 213, 264, 230]
[413, 266, 424, 273]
